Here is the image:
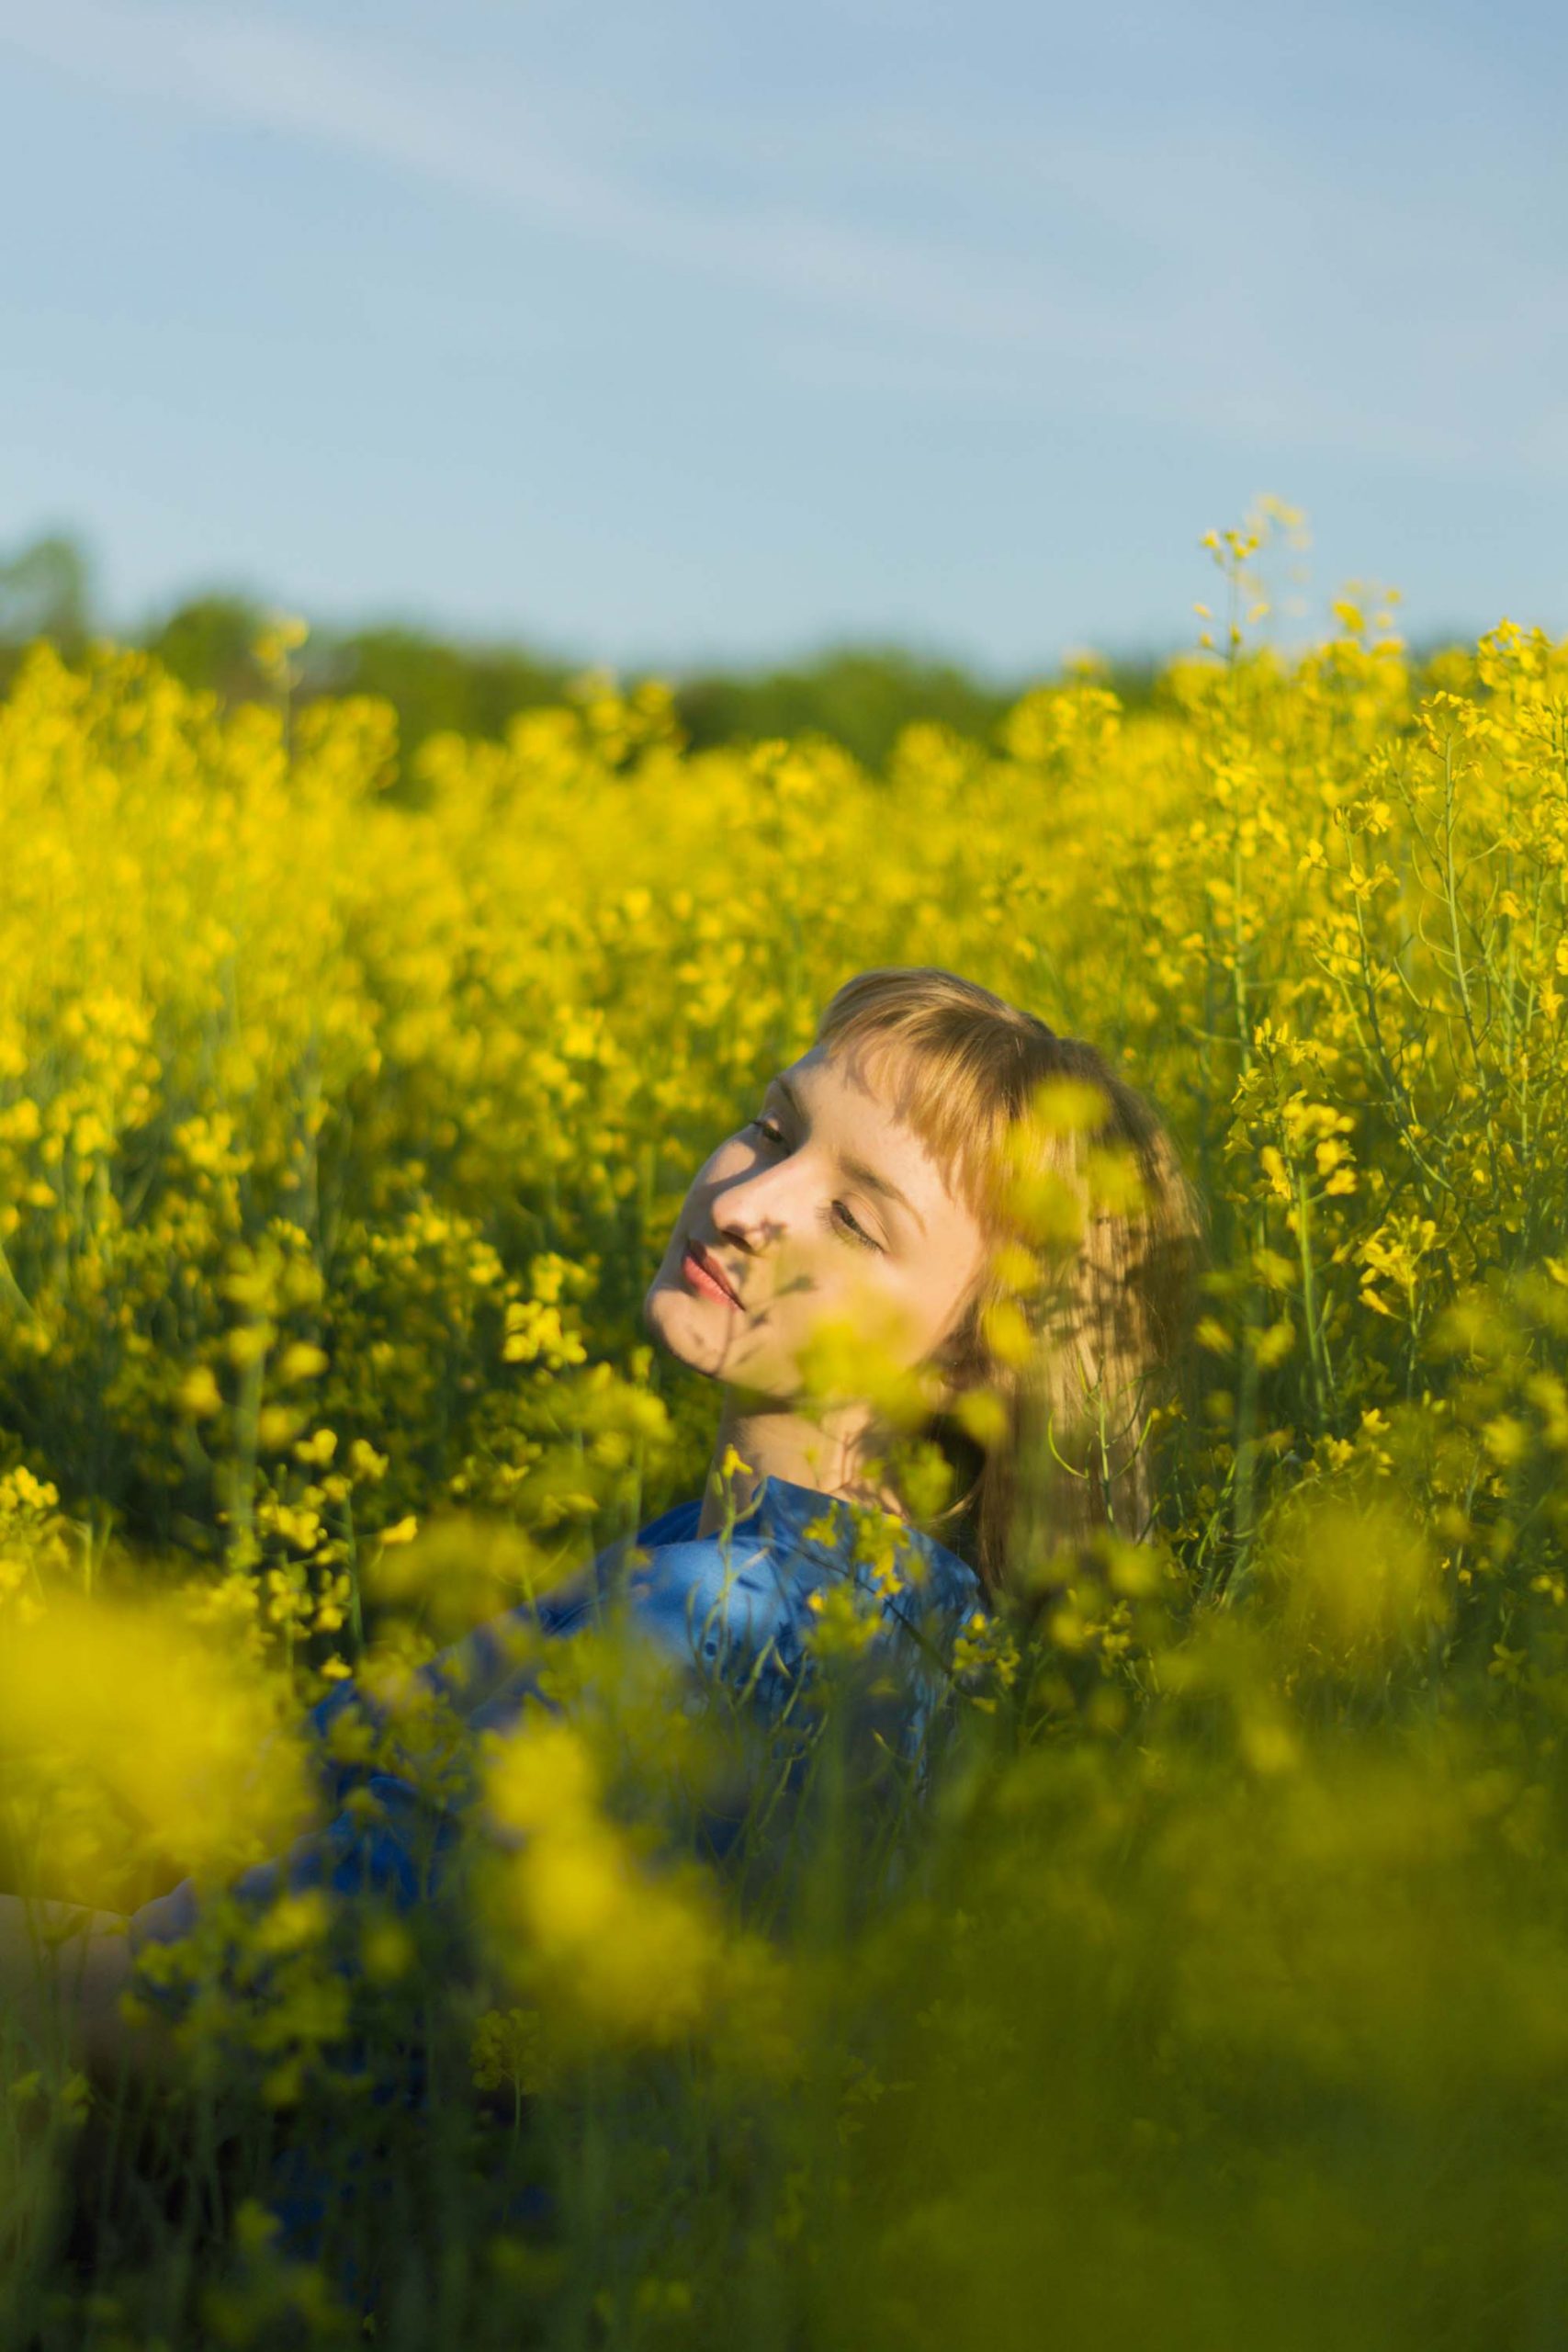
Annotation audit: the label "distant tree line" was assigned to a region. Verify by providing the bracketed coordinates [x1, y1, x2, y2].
[0, 531, 1168, 774]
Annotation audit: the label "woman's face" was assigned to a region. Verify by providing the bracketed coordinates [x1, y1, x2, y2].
[643, 1043, 990, 1404]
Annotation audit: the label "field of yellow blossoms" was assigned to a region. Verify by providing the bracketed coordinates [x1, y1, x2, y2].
[5, 518, 1568, 2347]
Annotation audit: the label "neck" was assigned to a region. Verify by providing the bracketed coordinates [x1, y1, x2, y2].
[696, 1393, 907, 1538]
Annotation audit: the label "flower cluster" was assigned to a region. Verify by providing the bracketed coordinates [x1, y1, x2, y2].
[6, 521, 1568, 2338]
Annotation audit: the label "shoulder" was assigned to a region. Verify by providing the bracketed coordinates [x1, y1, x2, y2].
[634, 1496, 703, 1548]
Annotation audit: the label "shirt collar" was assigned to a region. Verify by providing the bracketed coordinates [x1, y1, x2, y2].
[747, 1472, 978, 1596]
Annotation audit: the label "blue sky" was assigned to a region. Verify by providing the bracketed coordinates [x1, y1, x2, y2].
[1, 0, 1562, 673]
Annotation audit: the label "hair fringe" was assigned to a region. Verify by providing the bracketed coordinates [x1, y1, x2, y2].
[814, 967, 1205, 1609]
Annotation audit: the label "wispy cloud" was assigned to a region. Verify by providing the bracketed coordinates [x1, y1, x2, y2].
[2, 0, 1563, 479]
[0, 0, 1131, 360]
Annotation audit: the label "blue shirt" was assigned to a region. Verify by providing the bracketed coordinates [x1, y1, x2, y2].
[127, 1475, 985, 1968]
[120, 1476, 984, 2300]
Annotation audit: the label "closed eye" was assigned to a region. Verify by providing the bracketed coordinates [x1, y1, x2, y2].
[746, 1116, 884, 1252]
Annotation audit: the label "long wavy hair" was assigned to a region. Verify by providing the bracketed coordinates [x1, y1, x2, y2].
[812, 967, 1202, 1606]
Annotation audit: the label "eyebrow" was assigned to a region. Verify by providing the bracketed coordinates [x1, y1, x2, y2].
[772, 1074, 928, 1237]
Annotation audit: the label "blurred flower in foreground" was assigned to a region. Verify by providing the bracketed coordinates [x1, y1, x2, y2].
[361, 1508, 581, 1646]
[0, 1593, 311, 1904]
[1256, 1486, 1447, 1672]
[477, 1710, 796, 2075]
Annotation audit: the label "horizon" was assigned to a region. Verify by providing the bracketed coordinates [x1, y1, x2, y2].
[0, 516, 1523, 689]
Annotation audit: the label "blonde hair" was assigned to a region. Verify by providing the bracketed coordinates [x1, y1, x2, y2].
[813, 967, 1202, 1607]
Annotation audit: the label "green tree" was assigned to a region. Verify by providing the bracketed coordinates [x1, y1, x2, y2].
[673, 644, 1017, 769]
[316, 626, 570, 746]
[0, 533, 92, 674]
[143, 594, 271, 704]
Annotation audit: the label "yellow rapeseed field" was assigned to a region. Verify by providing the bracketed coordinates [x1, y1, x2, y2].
[5, 514, 1568, 2347]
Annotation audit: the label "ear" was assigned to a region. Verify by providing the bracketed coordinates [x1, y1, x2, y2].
[925, 1341, 980, 1418]
[927, 1289, 988, 1416]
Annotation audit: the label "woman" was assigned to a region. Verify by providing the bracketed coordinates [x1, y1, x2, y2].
[1, 966, 1197, 2087]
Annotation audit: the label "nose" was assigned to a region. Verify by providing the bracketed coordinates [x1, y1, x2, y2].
[712, 1159, 793, 1256]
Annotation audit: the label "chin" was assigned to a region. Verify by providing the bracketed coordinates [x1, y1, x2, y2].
[645, 1272, 778, 1389]
[642, 1273, 728, 1379]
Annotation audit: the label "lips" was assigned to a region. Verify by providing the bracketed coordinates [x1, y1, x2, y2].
[683, 1238, 744, 1309]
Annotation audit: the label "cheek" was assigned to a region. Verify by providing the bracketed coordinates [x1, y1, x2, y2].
[649, 1137, 767, 1313]
[682, 1136, 752, 1208]
[659, 1141, 738, 1259]
[860, 1270, 944, 1363]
